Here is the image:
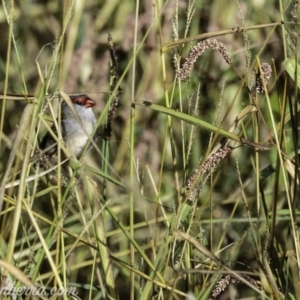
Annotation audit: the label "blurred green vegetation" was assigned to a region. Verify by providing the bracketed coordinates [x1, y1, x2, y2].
[0, 0, 299, 299]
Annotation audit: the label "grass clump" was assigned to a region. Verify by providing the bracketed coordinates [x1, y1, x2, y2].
[0, 0, 299, 299]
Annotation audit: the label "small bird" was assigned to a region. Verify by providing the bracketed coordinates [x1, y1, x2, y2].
[40, 94, 97, 159]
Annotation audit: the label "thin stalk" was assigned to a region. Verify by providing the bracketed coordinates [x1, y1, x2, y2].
[129, 1, 140, 299]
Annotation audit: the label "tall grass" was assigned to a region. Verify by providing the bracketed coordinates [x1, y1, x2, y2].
[0, 0, 299, 299]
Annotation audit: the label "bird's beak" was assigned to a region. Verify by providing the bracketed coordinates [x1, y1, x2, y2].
[85, 98, 96, 108]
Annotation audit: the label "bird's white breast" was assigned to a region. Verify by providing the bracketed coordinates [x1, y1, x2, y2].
[61, 106, 96, 157]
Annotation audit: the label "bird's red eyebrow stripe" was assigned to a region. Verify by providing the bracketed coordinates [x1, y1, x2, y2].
[85, 97, 96, 108]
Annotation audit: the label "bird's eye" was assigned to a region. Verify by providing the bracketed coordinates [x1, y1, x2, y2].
[76, 101, 84, 105]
